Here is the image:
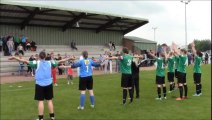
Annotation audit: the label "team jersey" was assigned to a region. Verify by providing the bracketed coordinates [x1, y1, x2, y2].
[119, 54, 133, 74]
[156, 57, 165, 77]
[178, 55, 188, 73]
[193, 56, 202, 73]
[174, 56, 180, 71]
[72, 58, 100, 77]
[167, 57, 175, 73]
[29, 60, 58, 86]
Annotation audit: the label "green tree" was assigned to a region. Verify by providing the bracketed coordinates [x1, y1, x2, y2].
[188, 39, 211, 52]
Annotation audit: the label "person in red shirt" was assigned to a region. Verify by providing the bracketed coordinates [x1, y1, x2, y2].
[59, 60, 75, 85]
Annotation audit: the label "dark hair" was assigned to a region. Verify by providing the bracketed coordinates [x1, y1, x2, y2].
[82, 51, 88, 59]
[122, 47, 129, 54]
[196, 50, 203, 57]
[181, 49, 187, 54]
[39, 51, 46, 59]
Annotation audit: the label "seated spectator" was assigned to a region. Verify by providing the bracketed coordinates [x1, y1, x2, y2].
[45, 53, 51, 60]
[30, 41, 37, 51]
[18, 53, 25, 75]
[17, 44, 24, 55]
[70, 41, 78, 51]
[26, 40, 31, 51]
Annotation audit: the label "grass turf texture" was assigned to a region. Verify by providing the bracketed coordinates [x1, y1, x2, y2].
[0, 65, 211, 120]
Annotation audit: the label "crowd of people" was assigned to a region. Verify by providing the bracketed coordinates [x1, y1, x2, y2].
[0, 34, 37, 56]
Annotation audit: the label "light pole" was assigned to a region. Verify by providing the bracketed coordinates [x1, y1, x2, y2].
[181, 0, 190, 49]
[152, 27, 157, 42]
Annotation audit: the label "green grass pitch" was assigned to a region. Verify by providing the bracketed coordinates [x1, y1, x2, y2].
[0, 65, 211, 120]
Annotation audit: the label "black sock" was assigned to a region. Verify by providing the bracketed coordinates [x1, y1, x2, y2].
[50, 113, 54, 120]
[123, 89, 127, 104]
[179, 86, 183, 98]
[184, 85, 188, 97]
[129, 89, 133, 102]
[173, 83, 175, 90]
[38, 115, 43, 120]
[157, 87, 161, 98]
[199, 84, 202, 93]
[163, 87, 167, 97]
[196, 84, 199, 94]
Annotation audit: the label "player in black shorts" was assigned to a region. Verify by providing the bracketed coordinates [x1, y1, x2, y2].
[191, 42, 203, 96]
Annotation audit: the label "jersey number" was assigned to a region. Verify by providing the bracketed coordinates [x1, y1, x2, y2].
[127, 60, 132, 66]
[86, 66, 89, 73]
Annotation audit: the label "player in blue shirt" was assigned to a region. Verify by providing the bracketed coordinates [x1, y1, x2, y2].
[9, 51, 74, 120]
[62, 51, 101, 110]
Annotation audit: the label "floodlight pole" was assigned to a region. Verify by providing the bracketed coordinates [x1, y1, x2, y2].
[181, 0, 190, 50]
[152, 27, 157, 42]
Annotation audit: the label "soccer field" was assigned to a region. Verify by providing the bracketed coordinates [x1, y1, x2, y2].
[0, 65, 211, 120]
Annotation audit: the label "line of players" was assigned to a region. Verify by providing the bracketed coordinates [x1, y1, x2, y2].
[8, 41, 202, 120]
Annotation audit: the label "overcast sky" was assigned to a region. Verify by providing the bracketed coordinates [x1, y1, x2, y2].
[8, 0, 212, 46]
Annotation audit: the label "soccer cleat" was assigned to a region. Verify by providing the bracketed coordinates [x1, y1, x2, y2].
[67, 82, 70, 85]
[155, 97, 162, 100]
[90, 105, 95, 108]
[77, 106, 84, 110]
[193, 93, 200, 96]
[163, 97, 167, 100]
[199, 93, 202, 96]
[54, 83, 58, 86]
[168, 91, 172, 93]
[176, 97, 184, 101]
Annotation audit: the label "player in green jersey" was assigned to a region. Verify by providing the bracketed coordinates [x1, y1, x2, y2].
[148, 49, 167, 100]
[108, 47, 142, 105]
[191, 42, 203, 96]
[167, 52, 176, 93]
[173, 43, 188, 101]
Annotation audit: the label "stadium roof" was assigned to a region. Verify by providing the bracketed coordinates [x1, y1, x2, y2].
[0, 1, 149, 35]
[124, 36, 156, 44]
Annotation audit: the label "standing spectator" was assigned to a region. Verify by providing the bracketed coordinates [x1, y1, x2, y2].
[205, 53, 209, 64]
[98, 54, 104, 71]
[70, 41, 78, 51]
[0, 36, 3, 52]
[108, 41, 112, 51]
[115, 51, 121, 72]
[7, 36, 14, 56]
[102, 51, 109, 74]
[112, 42, 116, 51]
[17, 44, 24, 55]
[57, 54, 63, 75]
[14, 34, 21, 51]
[27, 55, 35, 76]
[21, 35, 27, 51]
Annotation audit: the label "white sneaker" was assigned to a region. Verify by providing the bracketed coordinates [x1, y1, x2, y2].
[168, 91, 172, 93]
[67, 82, 70, 85]
[199, 93, 202, 96]
[90, 105, 95, 108]
[54, 83, 58, 86]
[77, 106, 84, 110]
[155, 97, 162, 100]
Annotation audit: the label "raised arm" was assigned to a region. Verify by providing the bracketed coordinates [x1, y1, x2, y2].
[8, 56, 29, 64]
[172, 43, 180, 56]
[58, 56, 76, 64]
[147, 51, 157, 59]
[191, 41, 197, 56]
[58, 65, 72, 69]
[106, 56, 119, 60]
